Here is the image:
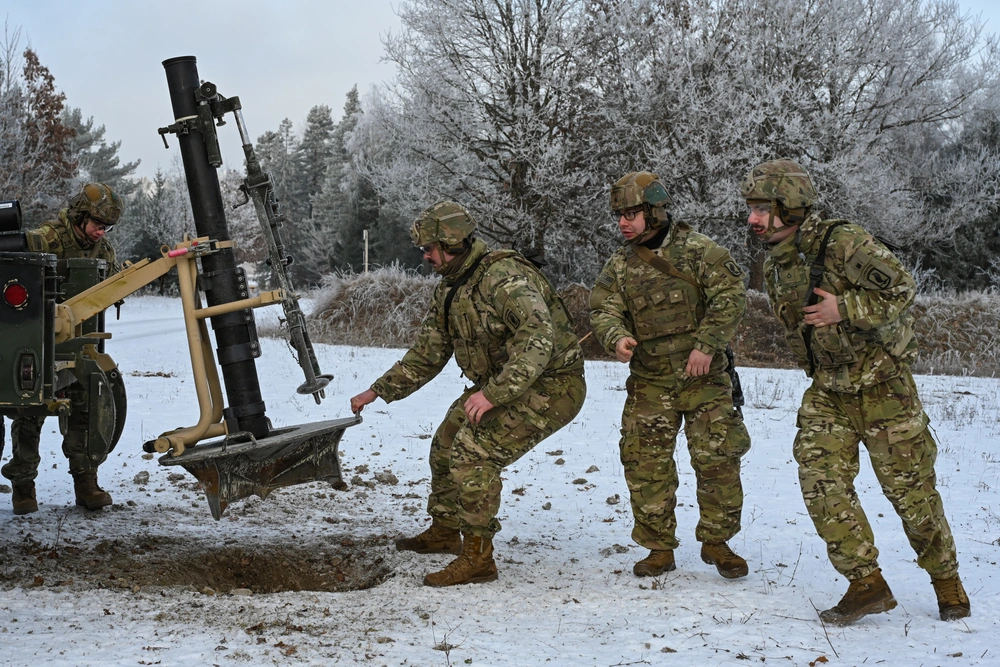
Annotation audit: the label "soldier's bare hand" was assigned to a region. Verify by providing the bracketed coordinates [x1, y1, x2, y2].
[464, 391, 495, 425]
[685, 348, 713, 377]
[350, 389, 378, 414]
[803, 288, 842, 328]
[615, 337, 638, 363]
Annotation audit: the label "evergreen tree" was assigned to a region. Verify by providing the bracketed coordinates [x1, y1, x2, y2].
[63, 106, 141, 196]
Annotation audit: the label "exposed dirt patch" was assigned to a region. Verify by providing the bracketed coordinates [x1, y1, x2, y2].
[0, 533, 394, 594]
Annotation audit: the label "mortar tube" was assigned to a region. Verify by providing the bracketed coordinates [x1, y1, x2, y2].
[162, 55, 268, 438]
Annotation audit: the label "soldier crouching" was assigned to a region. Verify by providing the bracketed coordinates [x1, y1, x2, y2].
[351, 201, 586, 586]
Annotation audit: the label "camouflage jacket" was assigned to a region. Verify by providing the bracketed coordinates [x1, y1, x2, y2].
[25, 209, 118, 269]
[764, 213, 918, 393]
[590, 222, 746, 381]
[371, 238, 584, 406]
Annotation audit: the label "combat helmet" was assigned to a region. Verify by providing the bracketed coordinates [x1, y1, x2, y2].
[68, 183, 125, 227]
[610, 172, 672, 231]
[741, 159, 817, 228]
[410, 200, 476, 254]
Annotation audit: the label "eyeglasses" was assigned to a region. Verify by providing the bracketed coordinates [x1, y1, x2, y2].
[615, 208, 642, 222]
[87, 217, 112, 232]
[747, 202, 771, 217]
[418, 244, 435, 255]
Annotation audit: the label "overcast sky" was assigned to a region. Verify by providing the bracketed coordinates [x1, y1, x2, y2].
[6, 0, 401, 179]
[5, 0, 1000, 182]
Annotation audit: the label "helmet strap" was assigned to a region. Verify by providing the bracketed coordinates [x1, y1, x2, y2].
[755, 200, 781, 242]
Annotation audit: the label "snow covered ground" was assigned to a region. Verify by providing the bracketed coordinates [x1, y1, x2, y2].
[2, 295, 999, 666]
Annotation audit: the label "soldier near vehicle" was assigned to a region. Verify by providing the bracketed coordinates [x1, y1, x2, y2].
[742, 158, 970, 625]
[590, 172, 751, 580]
[3, 183, 124, 514]
[350, 201, 586, 587]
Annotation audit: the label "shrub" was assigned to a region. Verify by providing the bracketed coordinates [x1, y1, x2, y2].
[308, 266, 435, 348]
[300, 269, 1000, 378]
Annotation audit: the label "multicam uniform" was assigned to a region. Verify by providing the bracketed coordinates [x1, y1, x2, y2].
[765, 212, 959, 582]
[370, 238, 586, 538]
[590, 222, 750, 551]
[2, 211, 117, 485]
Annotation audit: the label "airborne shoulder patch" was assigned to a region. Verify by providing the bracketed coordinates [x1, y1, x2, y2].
[504, 308, 522, 330]
[724, 260, 743, 277]
[845, 244, 898, 290]
[864, 265, 892, 289]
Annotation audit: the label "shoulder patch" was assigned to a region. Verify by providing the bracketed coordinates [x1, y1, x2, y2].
[504, 308, 522, 330]
[845, 244, 899, 289]
[595, 271, 614, 289]
[724, 260, 743, 278]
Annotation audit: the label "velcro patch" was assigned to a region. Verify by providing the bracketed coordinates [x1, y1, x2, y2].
[846, 245, 898, 290]
[595, 272, 614, 289]
[724, 260, 743, 277]
[864, 266, 891, 288]
[504, 308, 522, 329]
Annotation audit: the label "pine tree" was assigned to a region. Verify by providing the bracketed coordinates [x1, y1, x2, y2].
[63, 106, 141, 195]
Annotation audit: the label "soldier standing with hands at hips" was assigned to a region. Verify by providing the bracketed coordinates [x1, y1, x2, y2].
[351, 201, 586, 587]
[742, 159, 970, 625]
[590, 172, 751, 580]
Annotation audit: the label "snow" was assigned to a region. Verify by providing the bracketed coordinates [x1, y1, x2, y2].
[2, 295, 999, 666]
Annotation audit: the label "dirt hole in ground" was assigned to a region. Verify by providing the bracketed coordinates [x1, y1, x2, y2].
[0, 534, 394, 594]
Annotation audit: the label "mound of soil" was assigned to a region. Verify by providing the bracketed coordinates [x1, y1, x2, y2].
[0, 534, 394, 594]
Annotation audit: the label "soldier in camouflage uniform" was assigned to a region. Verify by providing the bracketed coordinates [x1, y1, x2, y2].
[742, 159, 970, 624]
[590, 172, 751, 579]
[350, 201, 586, 587]
[3, 183, 124, 514]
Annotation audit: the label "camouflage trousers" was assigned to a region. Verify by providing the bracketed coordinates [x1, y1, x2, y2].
[1, 385, 99, 484]
[794, 370, 960, 581]
[620, 369, 750, 550]
[426, 373, 586, 538]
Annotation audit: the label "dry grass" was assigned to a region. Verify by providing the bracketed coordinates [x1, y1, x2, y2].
[308, 267, 435, 348]
[732, 291, 798, 369]
[910, 291, 1000, 377]
[298, 270, 1000, 378]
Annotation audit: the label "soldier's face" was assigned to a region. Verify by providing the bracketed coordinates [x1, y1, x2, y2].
[618, 208, 647, 240]
[746, 201, 795, 244]
[81, 217, 110, 244]
[422, 243, 452, 268]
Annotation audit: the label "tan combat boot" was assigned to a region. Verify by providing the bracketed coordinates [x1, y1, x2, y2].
[633, 549, 676, 577]
[72, 470, 112, 510]
[12, 481, 38, 515]
[423, 534, 498, 587]
[819, 570, 897, 626]
[395, 521, 462, 555]
[932, 575, 971, 621]
[701, 542, 749, 579]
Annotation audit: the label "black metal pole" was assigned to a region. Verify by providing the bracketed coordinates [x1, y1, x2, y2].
[162, 56, 269, 439]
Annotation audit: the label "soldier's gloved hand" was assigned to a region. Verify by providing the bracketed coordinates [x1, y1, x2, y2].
[463, 391, 495, 425]
[685, 348, 713, 378]
[350, 389, 378, 414]
[615, 337, 638, 363]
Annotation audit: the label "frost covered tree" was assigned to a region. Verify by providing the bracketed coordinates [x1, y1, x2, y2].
[361, 0, 612, 282]
[63, 106, 140, 196]
[0, 27, 77, 224]
[358, 0, 1000, 286]
[586, 0, 1000, 285]
[309, 86, 417, 276]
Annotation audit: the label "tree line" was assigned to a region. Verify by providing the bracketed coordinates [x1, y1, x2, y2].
[4, 1, 1000, 294]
